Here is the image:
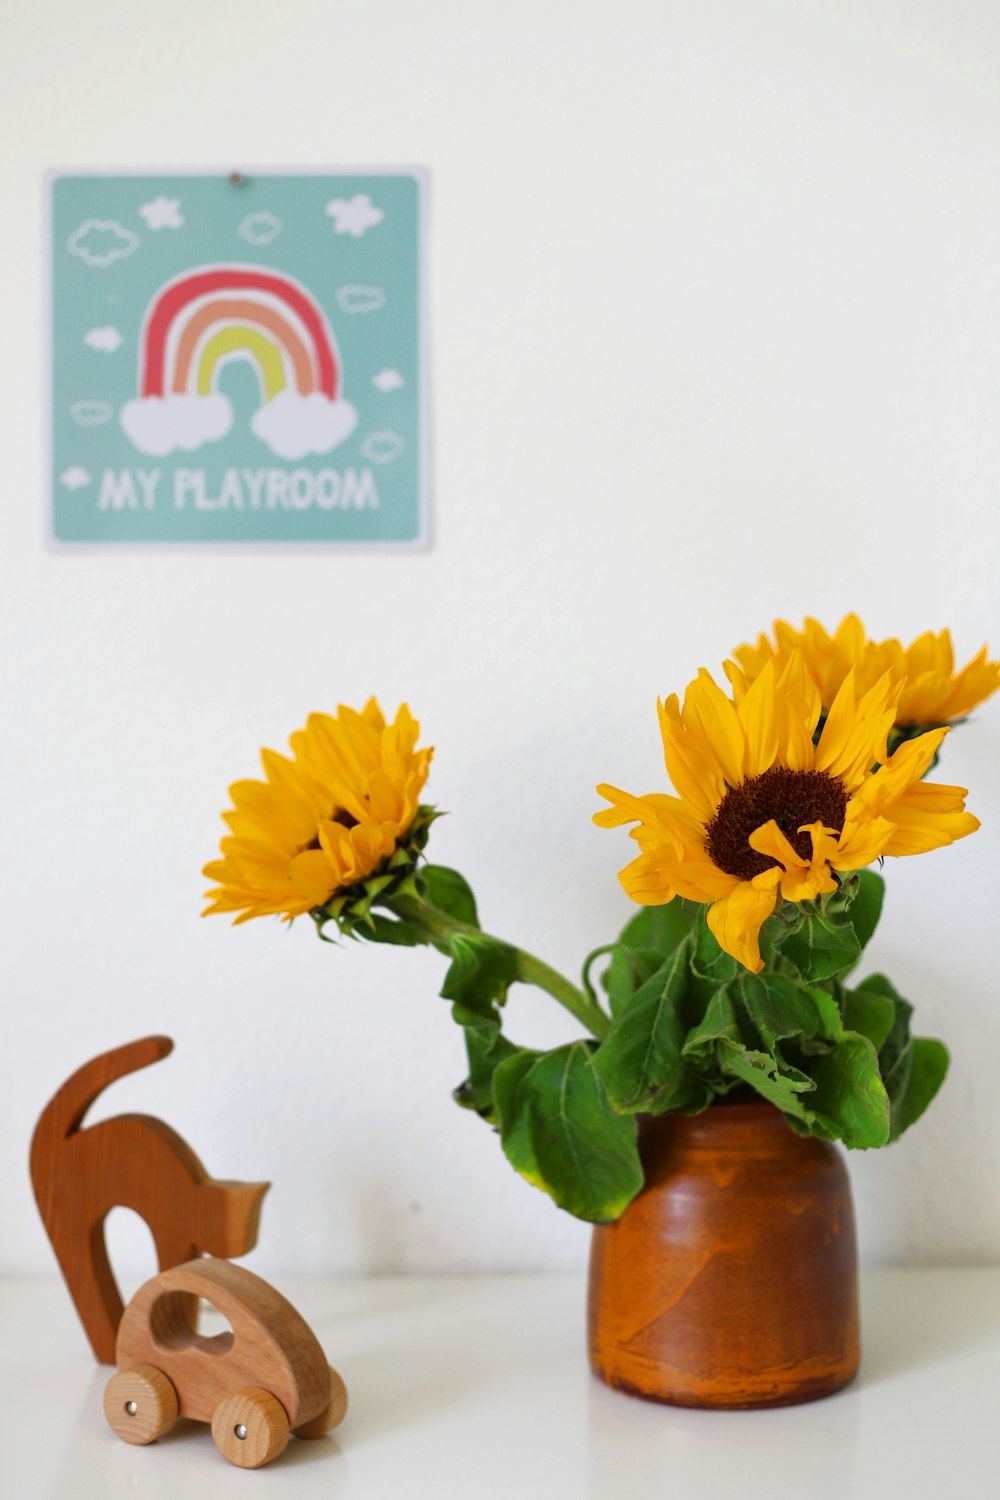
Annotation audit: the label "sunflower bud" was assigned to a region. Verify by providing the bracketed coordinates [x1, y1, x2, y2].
[203, 699, 434, 926]
[312, 805, 439, 940]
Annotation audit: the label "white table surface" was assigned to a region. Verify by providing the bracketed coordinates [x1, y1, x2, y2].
[1, 1270, 997, 1498]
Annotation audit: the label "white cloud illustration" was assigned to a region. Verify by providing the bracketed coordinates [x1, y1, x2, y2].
[336, 285, 386, 315]
[250, 392, 359, 460]
[238, 211, 283, 246]
[84, 325, 124, 353]
[139, 196, 184, 230]
[361, 430, 405, 465]
[325, 194, 385, 238]
[60, 466, 92, 490]
[373, 368, 404, 393]
[70, 400, 114, 427]
[68, 220, 139, 268]
[119, 394, 233, 456]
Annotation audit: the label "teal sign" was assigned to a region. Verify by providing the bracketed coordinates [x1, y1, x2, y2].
[50, 171, 426, 544]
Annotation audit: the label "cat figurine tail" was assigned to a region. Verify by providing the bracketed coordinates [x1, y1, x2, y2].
[30, 1036, 270, 1364]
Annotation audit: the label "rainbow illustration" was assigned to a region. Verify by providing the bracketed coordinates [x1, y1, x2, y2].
[120, 266, 359, 460]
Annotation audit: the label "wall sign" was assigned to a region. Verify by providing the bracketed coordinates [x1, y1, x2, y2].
[49, 171, 426, 545]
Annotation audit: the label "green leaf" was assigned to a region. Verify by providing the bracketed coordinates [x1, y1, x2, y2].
[682, 986, 743, 1060]
[802, 982, 845, 1042]
[440, 932, 519, 1020]
[421, 865, 479, 927]
[365, 913, 429, 947]
[805, 1033, 891, 1148]
[691, 914, 739, 984]
[452, 1009, 520, 1119]
[855, 973, 913, 1077]
[716, 1045, 815, 1119]
[600, 943, 670, 1018]
[492, 1042, 643, 1223]
[843, 972, 946, 1140]
[776, 905, 862, 981]
[883, 1042, 913, 1121]
[618, 900, 698, 956]
[841, 983, 896, 1052]
[845, 869, 885, 959]
[691, 971, 887, 1145]
[732, 972, 829, 1053]
[590, 936, 697, 1112]
[889, 1037, 949, 1142]
[710, 977, 826, 1120]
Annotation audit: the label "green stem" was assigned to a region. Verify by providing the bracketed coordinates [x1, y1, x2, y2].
[515, 949, 611, 1040]
[392, 895, 611, 1040]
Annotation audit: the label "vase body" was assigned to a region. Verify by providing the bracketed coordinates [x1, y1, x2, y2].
[587, 1097, 859, 1409]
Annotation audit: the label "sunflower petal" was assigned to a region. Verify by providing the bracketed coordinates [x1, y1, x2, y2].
[737, 662, 780, 778]
[707, 880, 779, 974]
[683, 670, 747, 789]
[748, 818, 808, 871]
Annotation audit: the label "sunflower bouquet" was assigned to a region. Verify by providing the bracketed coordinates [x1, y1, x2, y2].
[205, 617, 997, 1225]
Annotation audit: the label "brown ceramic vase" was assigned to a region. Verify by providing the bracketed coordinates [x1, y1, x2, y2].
[587, 1095, 859, 1409]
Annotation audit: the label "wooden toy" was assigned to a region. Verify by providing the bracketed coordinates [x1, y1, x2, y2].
[103, 1258, 348, 1468]
[31, 1036, 270, 1363]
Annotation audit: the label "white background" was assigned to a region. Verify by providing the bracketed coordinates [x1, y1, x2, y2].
[1, 0, 998, 1281]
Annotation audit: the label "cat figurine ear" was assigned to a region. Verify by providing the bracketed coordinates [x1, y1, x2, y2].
[30, 1037, 270, 1363]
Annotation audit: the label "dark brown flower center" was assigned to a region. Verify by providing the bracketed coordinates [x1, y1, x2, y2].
[705, 768, 847, 881]
[329, 807, 360, 830]
[304, 807, 359, 852]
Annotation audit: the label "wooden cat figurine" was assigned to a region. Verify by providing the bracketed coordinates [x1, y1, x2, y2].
[30, 1036, 270, 1364]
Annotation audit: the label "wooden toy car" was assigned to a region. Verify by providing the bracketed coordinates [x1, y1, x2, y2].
[103, 1257, 347, 1469]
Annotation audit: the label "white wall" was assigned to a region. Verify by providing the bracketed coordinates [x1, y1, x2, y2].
[2, 0, 999, 1280]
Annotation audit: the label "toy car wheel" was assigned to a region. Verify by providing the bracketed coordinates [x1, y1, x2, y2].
[211, 1387, 290, 1469]
[293, 1364, 349, 1438]
[103, 1364, 179, 1445]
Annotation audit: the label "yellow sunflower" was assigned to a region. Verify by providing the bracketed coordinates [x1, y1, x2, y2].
[595, 656, 979, 973]
[731, 614, 1000, 730]
[203, 699, 433, 924]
